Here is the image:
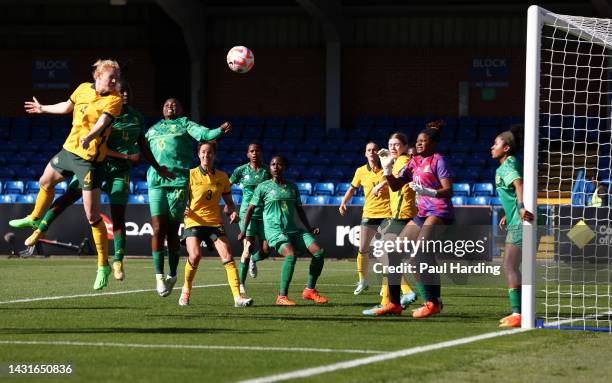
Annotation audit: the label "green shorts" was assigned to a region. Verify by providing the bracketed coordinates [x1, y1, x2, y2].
[239, 217, 266, 239]
[181, 225, 226, 251]
[267, 229, 316, 255]
[148, 186, 187, 221]
[381, 218, 411, 235]
[361, 217, 386, 228]
[506, 225, 523, 246]
[50, 149, 104, 191]
[102, 160, 131, 205]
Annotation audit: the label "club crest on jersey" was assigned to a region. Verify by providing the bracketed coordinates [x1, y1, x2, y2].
[424, 165, 431, 173]
[171, 124, 177, 132]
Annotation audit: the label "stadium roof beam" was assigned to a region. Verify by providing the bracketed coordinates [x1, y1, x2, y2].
[297, 0, 350, 131]
[156, 0, 207, 121]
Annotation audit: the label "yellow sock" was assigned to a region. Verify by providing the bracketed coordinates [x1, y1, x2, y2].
[357, 251, 369, 281]
[400, 275, 414, 295]
[224, 260, 241, 298]
[90, 218, 108, 267]
[30, 185, 54, 221]
[184, 261, 198, 291]
[380, 277, 390, 305]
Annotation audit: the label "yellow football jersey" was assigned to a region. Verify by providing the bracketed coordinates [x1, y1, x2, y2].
[63, 82, 122, 162]
[389, 154, 417, 219]
[184, 167, 231, 228]
[351, 164, 391, 219]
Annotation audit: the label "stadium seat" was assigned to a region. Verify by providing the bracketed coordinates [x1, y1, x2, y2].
[0, 194, 17, 203]
[452, 183, 471, 197]
[4, 180, 24, 194]
[349, 196, 365, 206]
[467, 196, 491, 205]
[100, 194, 110, 204]
[0, 168, 15, 179]
[327, 129, 346, 140]
[285, 125, 304, 140]
[232, 194, 242, 204]
[55, 181, 68, 195]
[305, 126, 326, 140]
[307, 195, 329, 205]
[231, 184, 243, 195]
[314, 182, 335, 196]
[451, 196, 466, 206]
[134, 181, 148, 195]
[335, 182, 351, 196]
[328, 196, 343, 205]
[300, 195, 308, 205]
[25, 181, 40, 194]
[128, 194, 147, 204]
[15, 194, 35, 203]
[472, 183, 494, 196]
[490, 197, 502, 206]
[296, 182, 312, 196]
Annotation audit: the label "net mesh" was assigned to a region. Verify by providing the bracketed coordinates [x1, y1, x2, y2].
[538, 11, 612, 330]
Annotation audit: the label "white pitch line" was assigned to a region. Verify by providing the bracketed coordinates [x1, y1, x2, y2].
[0, 340, 383, 355]
[238, 328, 530, 383]
[0, 283, 227, 305]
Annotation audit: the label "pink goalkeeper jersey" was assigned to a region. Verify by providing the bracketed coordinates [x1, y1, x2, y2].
[398, 153, 454, 219]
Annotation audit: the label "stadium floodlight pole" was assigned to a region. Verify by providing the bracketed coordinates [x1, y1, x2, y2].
[522, 4, 542, 330]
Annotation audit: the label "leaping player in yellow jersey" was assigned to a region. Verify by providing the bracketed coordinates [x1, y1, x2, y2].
[339, 141, 391, 295]
[9, 59, 122, 290]
[179, 141, 253, 307]
[363, 132, 418, 314]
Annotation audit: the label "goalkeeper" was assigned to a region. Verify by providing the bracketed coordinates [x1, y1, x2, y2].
[491, 125, 534, 328]
[229, 142, 271, 295]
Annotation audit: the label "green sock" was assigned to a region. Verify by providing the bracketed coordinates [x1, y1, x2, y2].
[307, 249, 325, 289]
[168, 250, 179, 277]
[252, 251, 269, 263]
[239, 260, 249, 285]
[152, 250, 164, 275]
[279, 255, 296, 296]
[416, 282, 427, 300]
[509, 287, 521, 314]
[113, 231, 126, 262]
[37, 208, 58, 232]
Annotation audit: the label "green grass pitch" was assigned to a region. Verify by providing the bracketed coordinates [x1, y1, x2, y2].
[1, 257, 611, 383]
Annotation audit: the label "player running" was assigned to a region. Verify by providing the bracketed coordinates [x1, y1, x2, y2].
[9, 59, 122, 290]
[178, 141, 253, 307]
[229, 142, 271, 294]
[339, 141, 391, 295]
[18, 80, 173, 281]
[238, 156, 328, 306]
[146, 98, 230, 297]
[374, 121, 454, 317]
[491, 125, 534, 328]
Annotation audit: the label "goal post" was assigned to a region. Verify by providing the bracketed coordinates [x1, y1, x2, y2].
[524, 5, 612, 331]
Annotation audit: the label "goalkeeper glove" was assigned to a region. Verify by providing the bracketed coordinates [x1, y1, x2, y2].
[377, 149, 395, 175]
[409, 182, 437, 197]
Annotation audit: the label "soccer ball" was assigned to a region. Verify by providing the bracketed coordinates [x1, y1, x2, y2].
[227, 46, 254, 74]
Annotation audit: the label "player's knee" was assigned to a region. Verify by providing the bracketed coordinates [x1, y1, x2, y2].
[312, 248, 325, 259]
[86, 212, 101, 223]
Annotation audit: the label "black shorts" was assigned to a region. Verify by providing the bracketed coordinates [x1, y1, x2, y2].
[181, 226, 226, 251]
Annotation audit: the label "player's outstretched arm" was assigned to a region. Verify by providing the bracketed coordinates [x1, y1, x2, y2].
[339, 187, 356, 216]
[25, 97, 73, 115]
[296, 204, 319, 235]
[237, 204, 255, 241]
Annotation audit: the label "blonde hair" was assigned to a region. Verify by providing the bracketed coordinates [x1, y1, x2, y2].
[92, 59, 120, 79]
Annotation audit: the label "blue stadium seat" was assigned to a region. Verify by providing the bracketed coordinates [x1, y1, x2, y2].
[231, 184, 243, 195]
[339, 142, 362, 153]
[326, 169, 345, 184]
[490, 197, 502, 206]
[451, 196, 466, 206]
[452, 183, 470, 197]
[296, 182, 312, 196]
[314, 182, 334, 196]
[300, 195, 309, 205]
[328, 196, 343, 205]
[285, 126, 304, 140]
[4, 180, 24, 194]
[318, 142, 338, 154]
[307, 195, 329, 205]
[467, 196, 491, 205]
[349, 196, 365, 206]
[263, 126, 284, 140]
[15, 194, 35, 203]
[335, 182, 351, 196]
[25, 181, 40, 194]
[232, 194, 242, 204]
[134, 181, 148, 195]
[128, 194, 147, 204]
[100, 194, 110, 204]
[292, 157, 310, 167]
[284, 169, 300, 180]
[0, 194, 17, 203]
[464, 158, 487, 168]
[335, 155, 354, 167]
[305, 126, 326, 140]
[265, 116, 285, 128]
[327, 129, 346, 140]
[55, 181, 68, 195]
[472, 183, 494, 197]
[0, 168, 16, 179]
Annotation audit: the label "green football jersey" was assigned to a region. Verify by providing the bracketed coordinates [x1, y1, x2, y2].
[106, 105, 144, 172]
[230, 163, 270, 219]
[495, 156, 522, 227]
[145, 117, 222, 188]
[250, 179, 302, 235]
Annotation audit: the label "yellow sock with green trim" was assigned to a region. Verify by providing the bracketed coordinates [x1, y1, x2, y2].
[380, 277, 390, 305]
[224, 260, 241, 298]
[184, 261, 198, 291]
[31, 185, 54, 221]
[400, 275, 414, 295]
[357, 251, 368, 281]
[90, 218, 108, 267]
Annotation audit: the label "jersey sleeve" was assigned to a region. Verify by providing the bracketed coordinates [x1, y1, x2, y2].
[185, 119, 223, 141]
[103, 94, 123, 119]
[502, 160, 522, 185]
[250, 184, 263, 207]
[350, 167, 362, 189]
[397, 164, 412, 183]
[435, 155, 453, 180]
[69, 83, 86, 104]
[229, 166, 242, 184]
